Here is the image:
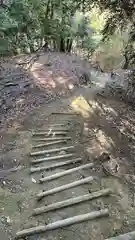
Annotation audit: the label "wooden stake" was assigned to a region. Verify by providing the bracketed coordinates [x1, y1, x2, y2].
[16, 209, 109, 239]
[30, 145, 74, 157]
[32, 140, 66, 148]
[37, 176, 94, 201]
[33, 189, 111, 216]
[105, 231, 135, 240]
[33, 137, 71, 141]
[39, 162, 94, 183]
[31, 153, 74, 164]
[32, 131, 68, 136]
[30, 158, 82, 173]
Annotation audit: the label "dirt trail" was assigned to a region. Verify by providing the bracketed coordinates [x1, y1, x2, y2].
[1, 53, 135, 239]
[0, 85, 135, 240]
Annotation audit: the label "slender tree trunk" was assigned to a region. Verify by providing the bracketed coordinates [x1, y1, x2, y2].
[60, 37, 65, 52]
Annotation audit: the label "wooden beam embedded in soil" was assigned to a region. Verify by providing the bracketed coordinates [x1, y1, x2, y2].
[16, 209, 109, 239]
[32, 131, 68, 136]
[39, 162, 94, 183]
[37, 176, 94, 201]
[30, 145, 74, 156]
[31, 153, 74, 164]
[30, 158, 82, 173]
[32, 140, 67, 148]
[33, 137, 71, 141]
[105, 231, 135, 240]
[52, 112, 80, 115]
[34, 128, 69, 132]
[33, 188, 111, 216]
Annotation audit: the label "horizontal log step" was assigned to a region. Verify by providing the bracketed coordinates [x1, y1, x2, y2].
[39, 162, 94, 183]
[32, 140, 67, 148]
[31, 153, 75, 164]
[33, 188, 111, 216]
[16, 209, 109, 239]
[30, 146, 74, 157]
[37, 176, 94, 201]
[33, 137, 71, 141]
[30, 158, 82, 173]
[32, 131, 68, 136]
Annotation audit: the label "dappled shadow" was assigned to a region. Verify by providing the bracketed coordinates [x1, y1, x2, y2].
[0, 51, 92, 130]
[70, 92, 135, 177]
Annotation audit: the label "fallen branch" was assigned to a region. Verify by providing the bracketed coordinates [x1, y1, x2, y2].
[16, 209, 109, 239]
[39, 162, 94, 183]
[37, 176, 94, 201]
[33, 137, 71, 141]
[31, 153, 74, 164]
[30, 145, 74, 157]
[105, 231, 135, 240]
[30, 158, 82, 173]
[32, 140, 67, 148]
[32, 131, 68, 136]
[33, 188, 111, 216]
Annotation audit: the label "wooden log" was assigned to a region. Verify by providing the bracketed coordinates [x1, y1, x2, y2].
[33, 137, 71, 141]
[30, 146, 74, 157]
[37, 176, 94, 201]
[34, 128, 69, 132]
[105, 231, 135, 240]
[32, 131, 68, 137]
[52, 112, 80, 115]
[16, 209, 109, 239]
[30, 158, 82, 173]
[32, 140, 66, 148]
[33, 189, 111, 216]
[39, 162, 94, 183]
[31, 153, 74, 164]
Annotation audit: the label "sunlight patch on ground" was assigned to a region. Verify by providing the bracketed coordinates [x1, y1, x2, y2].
[96, 129, 115, 149]
[71, 95, 94, 118]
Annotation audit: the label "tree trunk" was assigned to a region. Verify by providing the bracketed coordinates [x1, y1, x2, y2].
[66, 39, 73, 53]
[60, 37, 65, 52]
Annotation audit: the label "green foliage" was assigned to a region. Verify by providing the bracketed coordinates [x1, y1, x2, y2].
[0, 0, 101, 56]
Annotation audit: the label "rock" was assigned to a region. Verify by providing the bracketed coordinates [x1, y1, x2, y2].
[31, 178, 36, 184]
[0, 216, 11, 225]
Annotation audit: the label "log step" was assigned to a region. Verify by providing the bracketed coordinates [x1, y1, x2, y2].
[30, 158, 82, 173]
[39, 162, 94, 183]
[32, 140, 67, 148]
[37, 176, 94, 201]
[33, 188, 111, 216]
[31, 153, 75, 164]
[105, 231, 135, 239]
[16, 209, 109, 239]
[30, 146, 74, 157]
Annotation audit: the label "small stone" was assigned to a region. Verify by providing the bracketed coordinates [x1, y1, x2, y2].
[2, 181, 6, 185]
[59, 150, 66, 155]
[31, 178, 36, 184]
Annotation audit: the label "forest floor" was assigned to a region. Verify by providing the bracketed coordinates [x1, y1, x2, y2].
[0, 51, 135, 240]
